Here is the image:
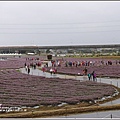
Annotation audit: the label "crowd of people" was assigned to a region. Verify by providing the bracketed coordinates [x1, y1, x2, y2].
[24, 57, 119, 81]
[51, 59, 120, 69]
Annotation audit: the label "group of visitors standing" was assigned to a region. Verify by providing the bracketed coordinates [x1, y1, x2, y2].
[82, 67, 97, 81]
[65, 60, 96, 67]
[87, 71, 97, 81]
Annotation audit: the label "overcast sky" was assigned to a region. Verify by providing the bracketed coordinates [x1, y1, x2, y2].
[0, 1, 120, 46]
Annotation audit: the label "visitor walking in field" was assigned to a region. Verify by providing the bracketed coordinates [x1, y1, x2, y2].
[83, 67, 88, 75]
[42, 67, 46, 73]
[50, 68, 53, 75]
[92, 71, 97, 81]
[93, 72, 97, 81]
[84, 67, 87, 75]
[88, 73, 91, 80]
[53, 67, 57, 74]
[28, 67, 30, 74]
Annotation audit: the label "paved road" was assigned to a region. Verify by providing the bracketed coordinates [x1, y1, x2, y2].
[59, 110, 120, 118]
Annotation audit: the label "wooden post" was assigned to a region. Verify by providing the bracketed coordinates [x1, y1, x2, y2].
[117, 81, 118, 87]
[65, 107, 67, 118]
[111, 114, 112, 119]
[110, 81, 112, 85]
[32, 110, 34, 118]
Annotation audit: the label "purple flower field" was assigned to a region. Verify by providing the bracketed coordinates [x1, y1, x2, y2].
[0, 69, 115, 107]
[55, 65, 120, 78]
[0, 56, 119, 108]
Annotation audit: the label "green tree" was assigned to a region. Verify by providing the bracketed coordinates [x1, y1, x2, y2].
[46, 49, 51, 54]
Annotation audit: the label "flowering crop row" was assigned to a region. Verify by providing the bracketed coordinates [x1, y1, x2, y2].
[0, 56, 118, 109]
[0, 69, 116, 107]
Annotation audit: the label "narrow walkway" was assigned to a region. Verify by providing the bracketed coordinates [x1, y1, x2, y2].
[20, 67, 88, 80]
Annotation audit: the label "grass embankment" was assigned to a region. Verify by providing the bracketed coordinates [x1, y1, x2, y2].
[96, 56, 120, 60]
[1, 104, 120, 118]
